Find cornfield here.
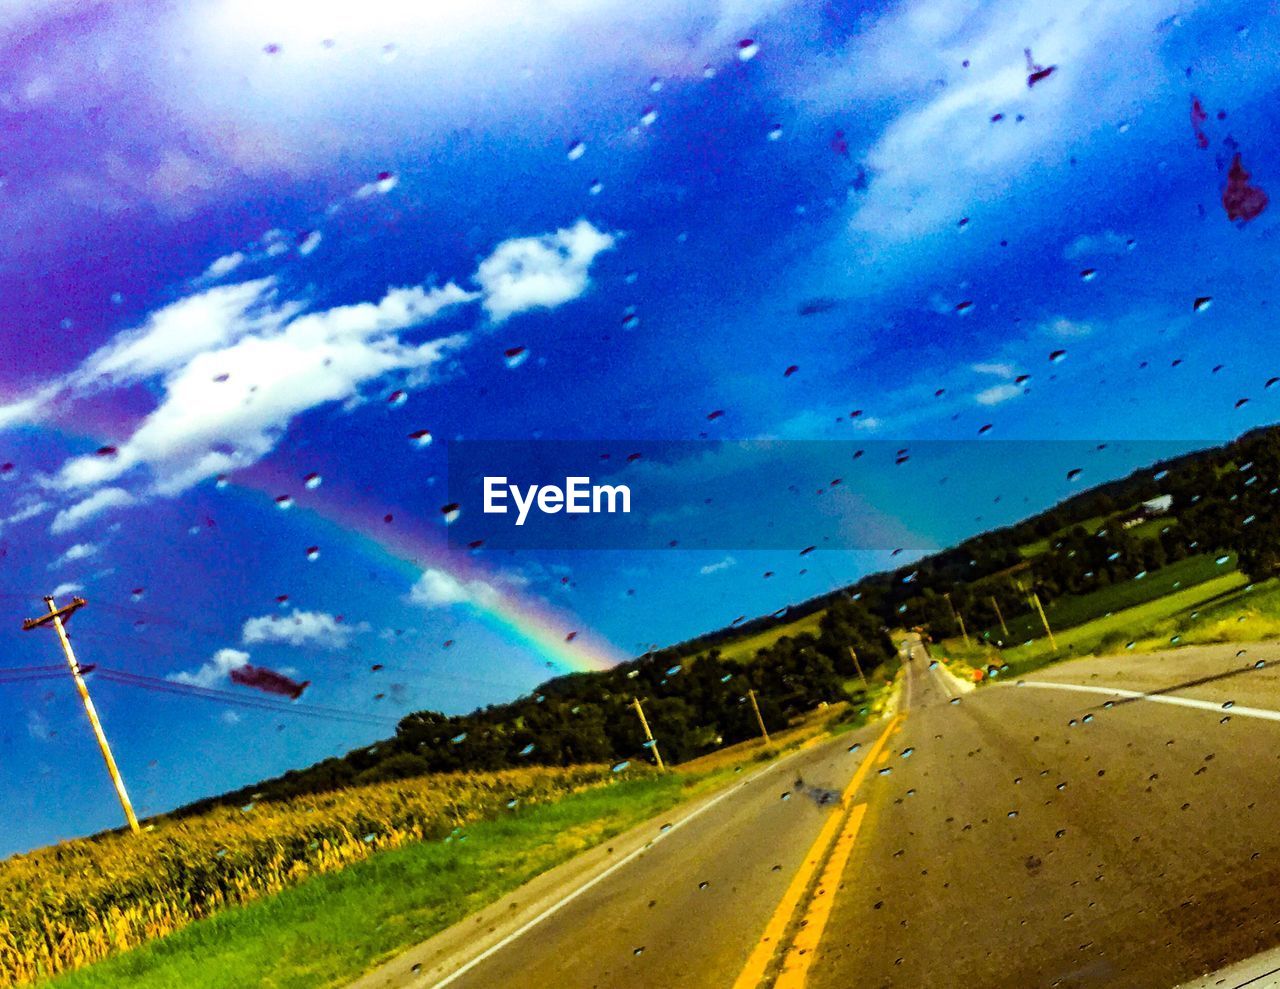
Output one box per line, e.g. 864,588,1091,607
0,764,619,986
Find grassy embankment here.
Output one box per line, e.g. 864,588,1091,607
935,554,1261,678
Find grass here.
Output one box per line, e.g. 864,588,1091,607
708,610,826,663
41,772,714,989
984,553,1238,645
1017,513,1107,558
937,569,1250,679
1015,510,1175,559
1124,577,1280,651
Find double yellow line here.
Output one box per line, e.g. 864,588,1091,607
731,713,903,989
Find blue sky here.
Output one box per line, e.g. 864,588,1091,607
0,0,1278,854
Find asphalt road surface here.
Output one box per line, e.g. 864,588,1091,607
369,638,1280,989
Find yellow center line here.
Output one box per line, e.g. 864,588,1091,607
773,802,869,989
729,714,902,989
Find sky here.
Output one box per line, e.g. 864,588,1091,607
1,0,1279,854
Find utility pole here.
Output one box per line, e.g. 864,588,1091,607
631,696,665,771
847,646,867,688
990,595,1011,640
746,688,771,745
22,596,140,834
943,592,971,649
1029,590,1057,652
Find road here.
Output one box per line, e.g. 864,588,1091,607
359,639,1280,989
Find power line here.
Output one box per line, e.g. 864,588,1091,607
95,668,400,728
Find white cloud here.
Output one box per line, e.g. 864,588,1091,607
1041,316,1092,338
3,499,49,527
4,220,610,500
818,0,1190,243
54,282,474,493
50,487,136,533
1063,230,1132,260
51,542,97,567
355,174,398,198
297,231,322,256
700,556,736,575
975,382,1023,406
0,385,59,430
82,279,286,384
169,647,250,688
242,609,358,649
220,709,242,725
27,709,51,742
205,251,246,279
50,581,82,597
409,568,501,609
475,219,615,322
972,362,1016,378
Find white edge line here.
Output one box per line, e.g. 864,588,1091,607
1019,680,1280,722
421,738,827,989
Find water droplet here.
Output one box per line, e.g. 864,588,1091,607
305,546,320,561
612,761,631,773
304,472,322,490
767,124,783,141
738,39,759,61
567,140,586,161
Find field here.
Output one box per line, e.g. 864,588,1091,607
984,553,1238,645
939,569,1253,678
709,610,825,663
0,765,624,987
40,773,704,989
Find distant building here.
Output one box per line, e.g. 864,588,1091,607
1119,494,1173,529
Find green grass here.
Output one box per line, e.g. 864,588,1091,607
950,569,1250,678
1015,511,1175,559
1017,513,1107,558
709,610,826,663
984,553,1238,644
1125,577,1280,650
42,773,710,989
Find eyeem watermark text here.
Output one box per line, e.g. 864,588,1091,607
483,476,631,526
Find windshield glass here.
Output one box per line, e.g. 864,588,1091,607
1,3,1278,988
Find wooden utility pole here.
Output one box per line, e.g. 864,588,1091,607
847,646,867,688
990,596,1011,640
1029,591,1057,652
746,688,771,745
631,696,665,771
22,596,140,834
944,592,971,649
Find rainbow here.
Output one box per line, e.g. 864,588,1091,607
16,415,625,678
232,472,624,676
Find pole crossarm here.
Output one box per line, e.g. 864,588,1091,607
22,596,87,632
